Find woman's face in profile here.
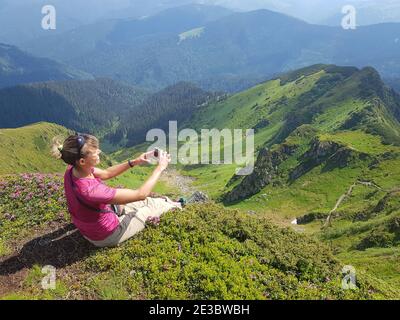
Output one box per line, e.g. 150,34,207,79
86,148,101,166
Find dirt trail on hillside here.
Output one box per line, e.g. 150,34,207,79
160,168,196,197
323,180,386,227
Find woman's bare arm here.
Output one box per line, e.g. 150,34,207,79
110,167,163,204
109,151,171,205
94,152,152,180
93,161,134,180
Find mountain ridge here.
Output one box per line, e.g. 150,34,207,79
19,6,400,91
0,78,150,139
0,43,92,89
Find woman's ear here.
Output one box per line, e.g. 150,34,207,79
78,158,86,166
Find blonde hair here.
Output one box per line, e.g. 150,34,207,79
51,133,99,166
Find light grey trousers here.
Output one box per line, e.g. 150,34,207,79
86,197,181,247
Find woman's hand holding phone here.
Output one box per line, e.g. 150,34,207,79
156,150,171,172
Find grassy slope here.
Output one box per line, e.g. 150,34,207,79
0,146,397,300
175,65,400,294
0,173,392,299
0,122,71,175
177,69,327,197
225,130,400,294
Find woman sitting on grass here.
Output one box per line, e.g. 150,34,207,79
51,133,182,248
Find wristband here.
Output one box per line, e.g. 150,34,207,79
128,160,135,168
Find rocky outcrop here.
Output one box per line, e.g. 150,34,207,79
289,137,373,181
289,138,341,181
223,132,378,204
223,143,297,203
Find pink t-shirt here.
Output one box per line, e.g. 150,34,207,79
64,165,119,241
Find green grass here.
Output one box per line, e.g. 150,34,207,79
194,127,400,291
180,163,239,199
319,130,400,155
179,27,205,43
337,248,400,290
0,122,72,175
313,100,366,131
80,203,388,299
1,265,70,300
188,71,325,139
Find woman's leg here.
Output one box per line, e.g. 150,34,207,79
114,197,182,245
88,197,182,247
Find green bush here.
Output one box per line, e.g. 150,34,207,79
84,203,375,299
0,173,69,246
357,230,394,250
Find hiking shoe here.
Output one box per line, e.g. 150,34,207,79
178,197,187,207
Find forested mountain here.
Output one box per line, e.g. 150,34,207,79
105,82,218,147
0,78,150,137
0,77,215,148
0,43,92,89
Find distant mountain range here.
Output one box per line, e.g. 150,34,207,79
21,4,233,67
321,0,400,26
20,5,400,92
1,0,399,48
0,43,92,88
207,0,400,26
0,0,143,45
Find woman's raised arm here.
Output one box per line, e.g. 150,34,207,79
94,151,154,180
110,151,171,204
